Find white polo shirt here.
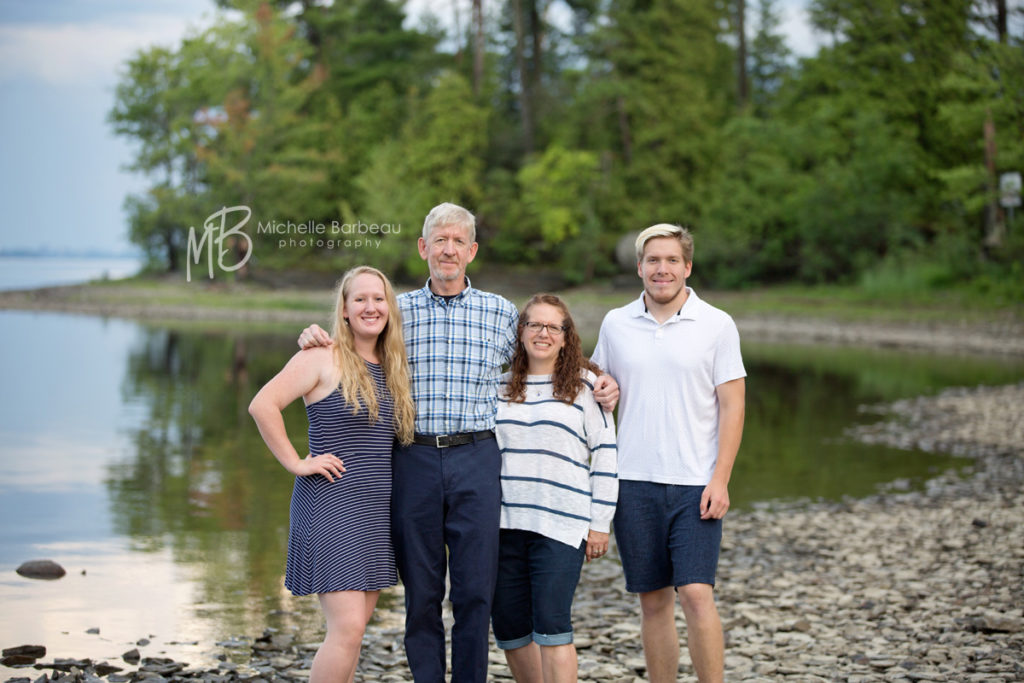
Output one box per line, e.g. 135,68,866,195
591,288,746,486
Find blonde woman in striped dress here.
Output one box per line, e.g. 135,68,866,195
249,266,415,683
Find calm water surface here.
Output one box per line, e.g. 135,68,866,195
1,310,1021,673
0,256,142,292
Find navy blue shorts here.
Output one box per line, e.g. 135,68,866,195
491,529,585,649
613,481,722,593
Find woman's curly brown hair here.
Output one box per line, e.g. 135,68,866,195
505,293,602,404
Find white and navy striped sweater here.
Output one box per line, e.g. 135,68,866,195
495,370,618,548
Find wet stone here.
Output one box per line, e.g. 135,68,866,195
15,561,66,581
1,657,36,668
91,664,121,677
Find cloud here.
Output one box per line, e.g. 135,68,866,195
0,13,213,87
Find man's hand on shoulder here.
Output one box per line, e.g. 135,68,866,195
593,374,619,412
298,323,333,349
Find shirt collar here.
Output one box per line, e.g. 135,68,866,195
423,276,473,304
629,287,699,322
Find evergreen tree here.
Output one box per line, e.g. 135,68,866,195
601,0,735,225
749,0,791,117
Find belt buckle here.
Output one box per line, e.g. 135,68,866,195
435,434,450,448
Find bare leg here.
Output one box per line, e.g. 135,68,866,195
504,642,543,683
539,644,577,683
311,590,380,683
677,583,723,683
639,587,679,683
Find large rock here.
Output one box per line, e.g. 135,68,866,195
15,560,66,580
2,646,46,658
615,231,641,271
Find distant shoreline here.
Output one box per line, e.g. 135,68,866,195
2,277,1022,357
0,256,144,295
0,252,141,259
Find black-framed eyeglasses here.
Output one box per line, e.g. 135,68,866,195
522,322,566,336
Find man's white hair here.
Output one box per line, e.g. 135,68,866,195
423,203,476,242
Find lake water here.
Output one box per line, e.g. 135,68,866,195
1,309,1022,674
0,256,143,292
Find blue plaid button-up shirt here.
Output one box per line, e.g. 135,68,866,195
398,278,519,435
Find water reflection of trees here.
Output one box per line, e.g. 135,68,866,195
106,326,314,633
727,344,1012,507
103,327,1022,634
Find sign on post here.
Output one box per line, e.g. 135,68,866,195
1000,172,1021,208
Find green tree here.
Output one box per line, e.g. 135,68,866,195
699,115,806,286
302,0,444,214
109,39,229,270
599,0,735,224
932,33,1024,300
517,145,606,282
197,4,341,271
749,0,791,117
356,72,490,277
753,0,978,282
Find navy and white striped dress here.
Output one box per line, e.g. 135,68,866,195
285,361,398,595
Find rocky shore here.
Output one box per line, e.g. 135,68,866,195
6,383,1021,681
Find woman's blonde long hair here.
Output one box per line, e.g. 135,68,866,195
330,266,416,445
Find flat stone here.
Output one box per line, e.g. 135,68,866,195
15,560,66,580
976,614,1022,633
93,663,123,676
43,659,92,672
3,646,46,659
2,655,38,667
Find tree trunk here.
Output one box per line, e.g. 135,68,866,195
513,0,534,153
473,0,484,97
737,0,749,109
996,0,1007,43
529,0,543,96
452,0,464,66
984,109,1005,248
165,230,178,273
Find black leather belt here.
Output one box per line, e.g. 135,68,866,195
412,430,495,448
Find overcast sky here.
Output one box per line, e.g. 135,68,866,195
0,0,821,254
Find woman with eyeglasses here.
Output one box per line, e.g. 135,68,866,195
491,293,618,683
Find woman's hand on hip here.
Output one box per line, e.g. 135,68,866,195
292,453,346,481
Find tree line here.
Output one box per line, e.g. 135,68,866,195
110,0,1024,294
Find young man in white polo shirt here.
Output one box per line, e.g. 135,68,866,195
591,223,745,683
